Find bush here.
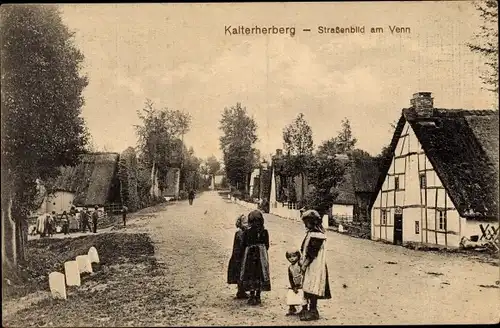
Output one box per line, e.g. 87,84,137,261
242,194,253,202
231,190,242,199
258,199,270,213
118,147,140,212
303,156,346,215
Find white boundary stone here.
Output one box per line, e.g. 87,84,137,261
88,246,100,264
76,255,93,274
49,272,67,299
64,260,81,286
322,215,329,228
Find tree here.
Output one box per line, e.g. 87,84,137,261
468,0,499,101
335,118,357,153
206,155,221,176
219,103,258,192
303,155,346,216
282,113,314,203
135,100,191,194
348,149,372,160
316,138,338,157
283,113,314,156
1,5,89,267
317,118,357,156
118,147,140,212
180,146,202,191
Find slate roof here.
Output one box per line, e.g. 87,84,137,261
377,108,499,220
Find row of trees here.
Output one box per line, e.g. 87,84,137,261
134,100,211,200
280,113,375,215
216,101,378,214
219,103,259,192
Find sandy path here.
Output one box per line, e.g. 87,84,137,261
134,191,500,325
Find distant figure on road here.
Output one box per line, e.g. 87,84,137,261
91,205,99,233
227,213,250,299
188,189,195,205
298,210,331,321
240,210,270,305
122,205,128,227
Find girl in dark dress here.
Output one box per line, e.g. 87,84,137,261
240,210,271,305
299,209,331,321
227,213,249,299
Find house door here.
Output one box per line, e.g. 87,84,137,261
393,214,403,245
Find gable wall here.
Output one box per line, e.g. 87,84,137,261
372,121,461,247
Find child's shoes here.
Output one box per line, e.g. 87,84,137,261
286,306,297,316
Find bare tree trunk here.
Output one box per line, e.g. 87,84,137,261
150,161,156,197
1,184,18,267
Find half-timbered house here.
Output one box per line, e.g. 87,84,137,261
372,92,499,248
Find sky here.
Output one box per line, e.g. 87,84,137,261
59,2,496,163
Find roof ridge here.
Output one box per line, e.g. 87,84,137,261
403,108,498,116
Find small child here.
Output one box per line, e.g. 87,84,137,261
285,250,306,316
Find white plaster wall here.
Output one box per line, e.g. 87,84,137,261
461,218,499,241
214,175,224,185
394,157,405,174
403,207,421,243
269,167,277,211
248,168,260,197
332,204,353,217
45,191,75,214
395,191,405,206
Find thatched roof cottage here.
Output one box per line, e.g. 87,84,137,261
36,152,121,214
372,92,499,248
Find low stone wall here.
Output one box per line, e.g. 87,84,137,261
329,221,371,239
230,197,259,211
270,204,302,221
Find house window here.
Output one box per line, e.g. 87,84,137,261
381,210,387,225
395,176,400,190
419,173,426,189
438,210,446,230
415,221,420,234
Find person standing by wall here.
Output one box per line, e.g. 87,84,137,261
299,210,331,321
91,205,99,233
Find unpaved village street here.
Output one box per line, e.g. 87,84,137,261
129,191,499,325
3,191,499,326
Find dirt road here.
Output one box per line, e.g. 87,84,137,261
130,191,499,325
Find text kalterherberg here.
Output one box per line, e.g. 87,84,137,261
225,25,296,37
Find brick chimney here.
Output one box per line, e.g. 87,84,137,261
410,92,434,117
